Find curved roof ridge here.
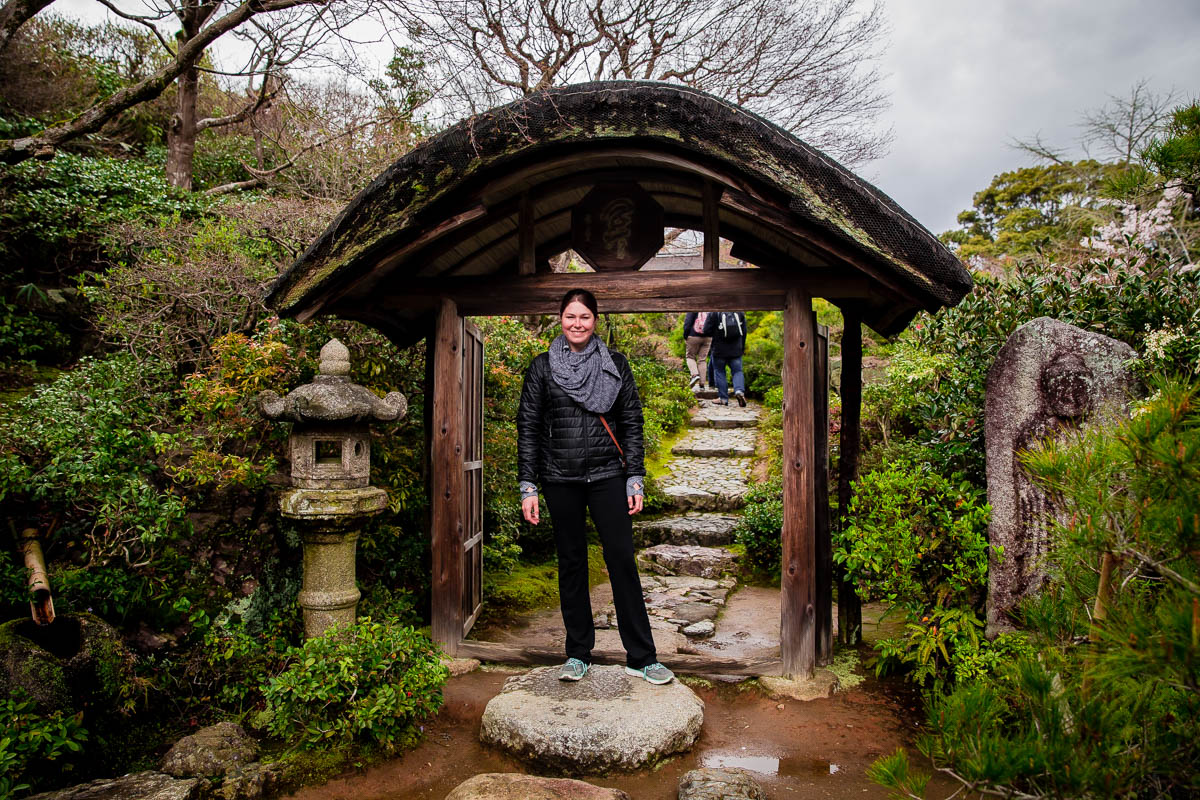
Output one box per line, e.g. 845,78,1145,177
267,80,970,330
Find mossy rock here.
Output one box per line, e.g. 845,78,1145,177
0,617,72,713
0,613,139,715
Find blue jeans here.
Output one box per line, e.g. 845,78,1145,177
711,355,744,401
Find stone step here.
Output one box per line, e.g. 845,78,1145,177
689,410,758,429
661,484,748,512
671,427,757,458
638,543,739,579
659,456,751,512
633,513,741,547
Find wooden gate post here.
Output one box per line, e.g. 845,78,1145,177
431,299,465,654
814,327,833,664
781,289,817,679
837,311,864,646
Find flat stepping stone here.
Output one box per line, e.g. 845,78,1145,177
633,513,740,547
682,620,716,638
639,544,738,579
27,772,202,800
672,428,757,457
679,768,767,800
446,773,630,799
480,665,704,773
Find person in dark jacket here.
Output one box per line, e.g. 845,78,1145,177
517,288,673,685
702,310,748,406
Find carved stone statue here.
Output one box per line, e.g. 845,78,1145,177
985,318,1136,633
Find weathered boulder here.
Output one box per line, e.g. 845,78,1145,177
985,317,1136,632
480,665,704,773
0,613,137,715
678,768,767,800
27,772,201,800
639,544,737,579
217,762,278,800
682,620,715,638
444,773,630,800
758,670,840,701
161,722,259,779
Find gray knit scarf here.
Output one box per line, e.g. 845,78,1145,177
547,334,622,413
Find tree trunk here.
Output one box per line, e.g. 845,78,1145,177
166,62,199,190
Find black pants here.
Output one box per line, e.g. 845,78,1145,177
542,477,658,669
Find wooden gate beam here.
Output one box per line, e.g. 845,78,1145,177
378,270,868,316
430,299,465,655
781,288,817,679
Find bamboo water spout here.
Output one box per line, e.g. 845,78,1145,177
19,528,55,626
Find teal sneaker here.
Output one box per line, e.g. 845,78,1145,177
559,658,589,681
626,662,674,685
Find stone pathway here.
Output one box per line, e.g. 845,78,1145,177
479,394,772,663
623,395,764,645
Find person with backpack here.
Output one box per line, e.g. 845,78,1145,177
702,310,748,407
681,311,712,393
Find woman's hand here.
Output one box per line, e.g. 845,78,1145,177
522,495,540,525
627,494,643,516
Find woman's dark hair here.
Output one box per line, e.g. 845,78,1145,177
559,288,599,316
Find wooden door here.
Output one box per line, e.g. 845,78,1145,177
461,321,484,637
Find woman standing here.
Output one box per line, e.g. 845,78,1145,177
517,289,674,685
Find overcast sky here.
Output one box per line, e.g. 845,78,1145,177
872,0,1200,235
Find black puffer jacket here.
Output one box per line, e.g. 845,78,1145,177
517,350,645,485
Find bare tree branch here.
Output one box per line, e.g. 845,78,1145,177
0,0,56,53
401,0,891,164
0,0,328,165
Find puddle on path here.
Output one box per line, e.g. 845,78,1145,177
284,665,959,800
698,751,840,777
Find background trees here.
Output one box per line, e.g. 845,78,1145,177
402,0,892,165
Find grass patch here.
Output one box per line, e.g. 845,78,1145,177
644,422,691,480
478,544,608,626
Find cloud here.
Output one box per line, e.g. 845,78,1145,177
870,0,1200,236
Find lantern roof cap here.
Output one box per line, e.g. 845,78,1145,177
258,339,407,424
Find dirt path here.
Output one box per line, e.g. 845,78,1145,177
283,664,958,800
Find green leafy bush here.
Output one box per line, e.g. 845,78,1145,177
834,456,992,613
865,260,1200,483
261,619,447,752
742,311,783,395
0,354,186,564
0,690,88,798
733,480,783,575
875,380,1200,798
0,153,207,274
629,355,694,457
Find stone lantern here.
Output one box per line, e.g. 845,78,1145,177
258,339,407,638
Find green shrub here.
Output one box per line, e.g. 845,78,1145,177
875,379,1200,798
629,355,694,458
733,480,783,575
834,456,992,613
0,153,207,273
742,311,783,395
0,354,186,565
865,259,1200,484
261,619,447,752
0,690,88,798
